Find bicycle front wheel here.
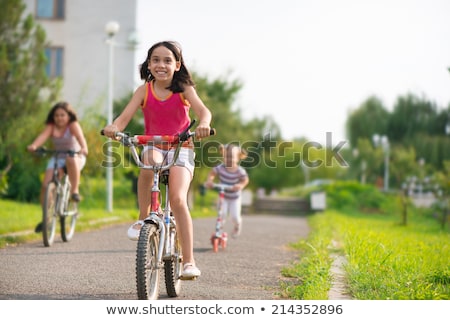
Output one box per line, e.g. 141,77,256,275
61,199,77,242
136,223,161,300
42,182,58,247
164,225,182,297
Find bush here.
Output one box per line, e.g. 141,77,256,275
324,181,389,212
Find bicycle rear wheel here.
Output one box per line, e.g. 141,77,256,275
164,225,182,297
42,182,58,247
136,223,161,300
61,200,77,242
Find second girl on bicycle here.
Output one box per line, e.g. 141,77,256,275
27,101,88,232
102,41,212,279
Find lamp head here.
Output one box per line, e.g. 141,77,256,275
105,21,120,37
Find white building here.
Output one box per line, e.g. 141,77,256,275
23,0,142,117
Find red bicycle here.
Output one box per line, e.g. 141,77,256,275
102,120,215,299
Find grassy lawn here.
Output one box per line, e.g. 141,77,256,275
280,208,449,300
0,176,217,248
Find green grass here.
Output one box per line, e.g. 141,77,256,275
278,213,334,299
280,208,449,300
0,176,217,248
339,211,449,299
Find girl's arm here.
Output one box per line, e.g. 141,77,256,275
232,174,249,192
70,121,89,156
27,125,52,151
205,169,217,188
183,85,212,139
102,84,145,138
238,175,250,190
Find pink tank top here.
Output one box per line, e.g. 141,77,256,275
141,81,191,135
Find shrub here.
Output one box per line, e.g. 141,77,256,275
324,181,389,212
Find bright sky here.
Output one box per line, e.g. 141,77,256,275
136,0,450,144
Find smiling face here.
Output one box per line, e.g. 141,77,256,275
147,45,181,83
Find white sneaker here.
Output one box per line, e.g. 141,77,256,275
180,263,201,280
127,220,144,241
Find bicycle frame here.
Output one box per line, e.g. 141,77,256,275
52,158,68,216
46,150,77,214
118,131,188,264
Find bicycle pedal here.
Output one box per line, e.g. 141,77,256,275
179,275,198,281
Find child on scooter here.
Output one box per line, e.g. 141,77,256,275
205,143,249,238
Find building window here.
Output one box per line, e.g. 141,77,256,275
45,47,64,78
36,0,65,19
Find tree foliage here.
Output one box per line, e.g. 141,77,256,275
346,96,389,147
346,92,449,190
0,0,60,200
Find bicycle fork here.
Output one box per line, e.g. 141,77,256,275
146,171,177,267
53,181,67,217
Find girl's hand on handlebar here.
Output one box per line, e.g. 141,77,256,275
231,184,242,192
27,145,37,152
195,122,211,140
79,147,88,156
102,124,120,140
204,181,214,189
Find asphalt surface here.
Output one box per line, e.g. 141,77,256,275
0,213,310,300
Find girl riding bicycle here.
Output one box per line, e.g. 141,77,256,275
205,143,249,238
27,101,88,232
102,41,212,279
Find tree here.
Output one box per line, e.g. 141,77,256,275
389,94,449,170
388,93,439,143
0,0,60,199
346,96,389,147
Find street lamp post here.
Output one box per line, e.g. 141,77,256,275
352,148,367,184
105,21,120,212
373,134,390,192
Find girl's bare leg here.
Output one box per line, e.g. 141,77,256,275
169,166,196,266
65,156,81,195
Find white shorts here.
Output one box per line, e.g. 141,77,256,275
142,146,195,176
47,155,86,170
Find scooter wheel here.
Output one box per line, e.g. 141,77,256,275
212,237,219,253
221,237,227,249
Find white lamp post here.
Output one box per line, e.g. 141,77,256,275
105,21,120,212
373,134,390,192
352,148,367,184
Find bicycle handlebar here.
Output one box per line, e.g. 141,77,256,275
205,183,235,193
101,119,216,171
100,120,215,143
34,147,79,157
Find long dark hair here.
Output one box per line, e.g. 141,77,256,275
45,101,78,124
139,41,195,93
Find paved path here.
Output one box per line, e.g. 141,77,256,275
0,214,309,300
